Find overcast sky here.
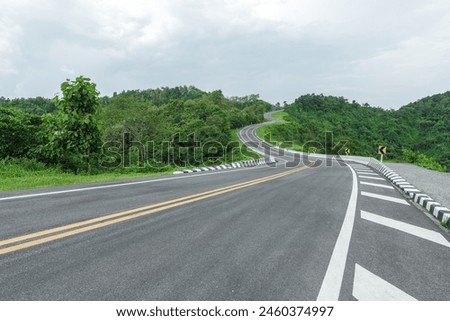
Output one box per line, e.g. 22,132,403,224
1,0,450,109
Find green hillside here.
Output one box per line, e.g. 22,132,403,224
265,93,449,171
1,78,449,193
0,82,268,190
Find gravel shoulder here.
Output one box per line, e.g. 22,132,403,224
386,163,450,209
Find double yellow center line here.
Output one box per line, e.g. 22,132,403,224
0,165,311,256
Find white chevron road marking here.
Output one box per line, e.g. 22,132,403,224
361,211,450,248
356,172,378,176
358,176,385,181
361,192,410,205
360,182,394,189
353,264,417,301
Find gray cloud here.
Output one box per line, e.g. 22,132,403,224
1,0,450,109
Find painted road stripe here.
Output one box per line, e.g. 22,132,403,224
360,182,394,190
361,191,410,205
358,176,385,181
361,211,450,248
317,165,358,301
0,166,311,256
353,264,417,301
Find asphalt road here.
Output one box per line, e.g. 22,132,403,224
0,114,449,300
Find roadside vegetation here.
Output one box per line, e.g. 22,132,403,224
258,94,449,172
0,77,271,191
1,76,448,192
272,111,289,121
0,158,177,191
256,114,305,152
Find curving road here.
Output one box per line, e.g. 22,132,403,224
0,113,449,301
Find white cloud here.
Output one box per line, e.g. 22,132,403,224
63,0,181,50
1,0,450,107
60,65,75,75
0,18,21,75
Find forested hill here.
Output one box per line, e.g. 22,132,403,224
0,85,271,172
0,96,56,115
396,92,450,168
1,84,448,172
284,92,450,171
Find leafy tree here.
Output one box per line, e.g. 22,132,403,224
39,76,101,172
0,107,41,158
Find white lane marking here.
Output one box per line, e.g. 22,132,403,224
359,176,385,181
355,170,375,174
361,192,410,205
0,167,262,202
360,182,394,190
356,172,378,176
317,165,358,301
353,264,417,301
361,211,450,248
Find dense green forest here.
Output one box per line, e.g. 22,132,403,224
1,76,449,191
0,79,269,179
263,93,449,171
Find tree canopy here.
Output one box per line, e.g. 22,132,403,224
1,80,448,172
1,81,268,172
281,93,449,170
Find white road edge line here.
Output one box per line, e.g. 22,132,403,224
360,182,394,189
361,191,410,205
353,264,417,301
361,211,450,248
317,164,358,301
0,166,263,202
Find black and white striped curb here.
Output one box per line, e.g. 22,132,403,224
172,158,276,175
367,158,450,226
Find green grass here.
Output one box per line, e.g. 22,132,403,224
0,130,262,192
0,158,178,192
257,110,304,151
270,111,289,121
256,124,304,152
0,171,177,192
227,129,261,161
